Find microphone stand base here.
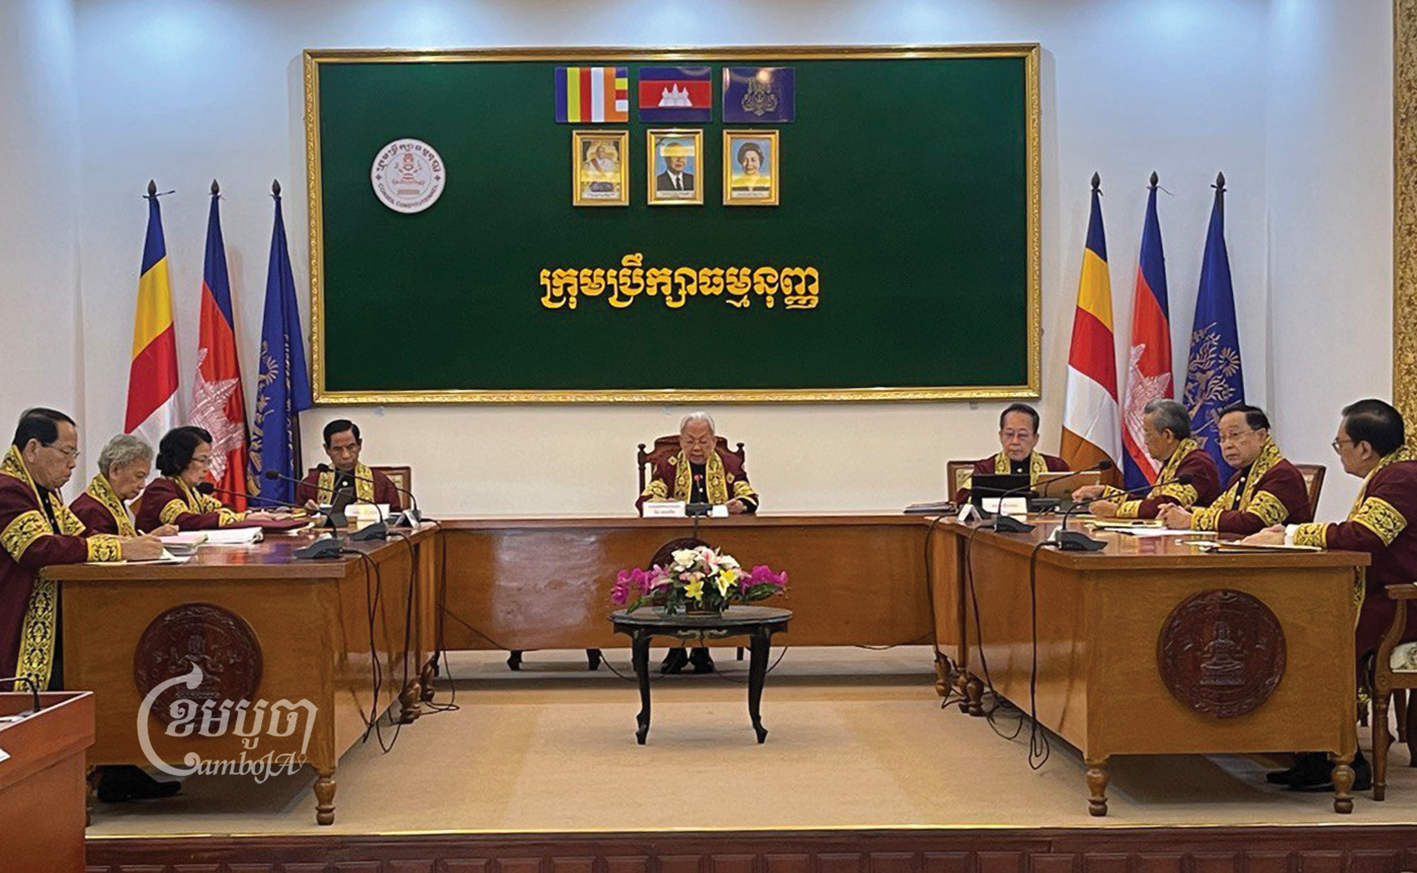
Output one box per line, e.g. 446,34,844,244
349,522,388,542
1055,529,1108,551
985,515,1035,533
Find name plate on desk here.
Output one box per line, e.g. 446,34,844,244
981,497,1028,517
644,501,687,518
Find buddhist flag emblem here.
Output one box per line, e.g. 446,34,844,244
555,67,629,123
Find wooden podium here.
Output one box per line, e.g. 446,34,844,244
0,691,94,873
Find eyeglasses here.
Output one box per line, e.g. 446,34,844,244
44,444,80,461
1216,430,1256,445
1331,439,1355,454
1001,430,1036,441
191,455,212,465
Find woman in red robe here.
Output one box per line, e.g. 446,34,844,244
134,426,282,531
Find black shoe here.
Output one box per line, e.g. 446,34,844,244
689,647,715,674
1289,750,1372,792
95,765,182,803
661,648,688,674
1266,752,1327,785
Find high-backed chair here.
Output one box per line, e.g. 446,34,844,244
945,460,977,504
637,435,746,514
1294,463,1327,516
1371,584,1417,800
372,465,412,501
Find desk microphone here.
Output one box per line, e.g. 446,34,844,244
1055,472,1195,551
257,471,350,528
315,463,422,525
312,465,387,541
981,460,1114,534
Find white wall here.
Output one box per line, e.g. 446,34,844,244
0,0,82,423
1266,0,1393,517
61,0,1284,515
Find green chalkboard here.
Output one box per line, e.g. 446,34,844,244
305,46,1039,402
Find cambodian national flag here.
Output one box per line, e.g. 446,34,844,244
1182,173,1245,482
638,66,712,122
191,183,250,509
1121,175,1174,491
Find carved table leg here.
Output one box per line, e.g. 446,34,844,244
747,628,771,743
1330,751,1356,814
1374,681,1392,801
314,768,337,826
419,658,437,703
1085,757,1109,817
952,670,970,712
507,650,523,671
965,672,985,717
631,631,652,744
586,648,603,671
933,652,954,697
398,680,421,723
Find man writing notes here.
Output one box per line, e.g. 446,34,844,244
1,409,161,692
1242,399,1417,790
639,413,759,674
1073,398,1221,518
1157,404,1313,534
296,419,403,512
953,403,1069,504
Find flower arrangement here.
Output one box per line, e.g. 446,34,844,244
612,545,788,615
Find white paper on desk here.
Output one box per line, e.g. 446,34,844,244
1113,527,1193,538
0,746,9,764
643,501,686,518
980,497,1028,517
202,528,264,546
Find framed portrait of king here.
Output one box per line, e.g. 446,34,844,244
572,130,629,206
646,129,703,206
723,130,779,206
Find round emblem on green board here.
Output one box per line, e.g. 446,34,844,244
371,138,446,214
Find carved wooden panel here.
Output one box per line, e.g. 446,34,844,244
1157,589,1286,718
132,602,263,724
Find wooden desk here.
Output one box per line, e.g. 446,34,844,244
0,691,93,873
439,515,959,659
43,526,439,825
947,520,1367,815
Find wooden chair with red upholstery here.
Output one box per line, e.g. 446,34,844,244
946,460,976,505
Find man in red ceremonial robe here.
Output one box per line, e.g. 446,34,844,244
296,419,403,512
1244,399,1417,791
0,410,160,690
1074,398,1221,518
70,434,178,537
953,403,1069,504
1158,404,1312,534
638,413,759,674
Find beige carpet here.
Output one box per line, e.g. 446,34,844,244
87,647,1417,838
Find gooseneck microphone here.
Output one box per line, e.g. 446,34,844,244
315,463,421,524
1054,472,1195,552
981,460,1115,534
312,464,387,541
258,470,351,529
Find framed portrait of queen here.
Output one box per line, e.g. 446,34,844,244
723,130,778,206
572,130,629,206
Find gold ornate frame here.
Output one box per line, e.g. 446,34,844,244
723,129,780,207
646,128,705,206
1395,3,1417,424
572,130,629,207
303,45,1042,404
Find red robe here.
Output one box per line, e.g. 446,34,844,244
295,463,402,512
0,447,120,689
1188,439,1313,535
1109,438,1222,519
69,474,138,537
953,450,1069,504
637,447,758,515
1292,447,1417,667
134,475,242,532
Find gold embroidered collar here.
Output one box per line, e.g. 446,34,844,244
672,450,729,505
86,474,136,537
1231,437,1283,511
992,451,1047,481
1350,445,1417,518
1158,437,1201,482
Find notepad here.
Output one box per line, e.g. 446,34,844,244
201,528,264,546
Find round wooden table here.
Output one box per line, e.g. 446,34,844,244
609,605,793,745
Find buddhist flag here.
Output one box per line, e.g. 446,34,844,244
1060,174,1121,479
125,182,180,446
250,180,312,506
1121,174,1174,491
555,67,629,123
191,182,250,510
1182,173,1245,482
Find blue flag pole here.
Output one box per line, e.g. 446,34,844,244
250,179,314,505
1182,172,1244,482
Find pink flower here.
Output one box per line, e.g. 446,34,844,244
611,572,632,605
747,565,788,588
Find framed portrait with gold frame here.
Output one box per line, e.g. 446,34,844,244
572,130,629,206
723,130,779,206
646,129,703,206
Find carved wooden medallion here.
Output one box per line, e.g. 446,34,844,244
1157,589,1285,719
133,603,263,724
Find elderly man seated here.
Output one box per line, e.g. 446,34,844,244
1073,398,1221,518
953,403,1069,504
638,413,759,674
70,434,178,537
1157,404,1312,534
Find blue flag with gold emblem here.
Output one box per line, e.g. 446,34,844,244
1182,174,1244,482
723,67,795,123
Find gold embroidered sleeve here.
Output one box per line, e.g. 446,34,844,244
732,480,757,500
1,510,50,561
1154,482,1200,508
199,493,225,513
1115,500,1142,519
55,501,87,536
642,480,668,500
86,534,122,562
217,509,244,527
1351,496,1407,546
159,499,189,526
1100,486,1127,501
1190,503,1223,531
1248,490,1290,527
1292,522,1330,548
